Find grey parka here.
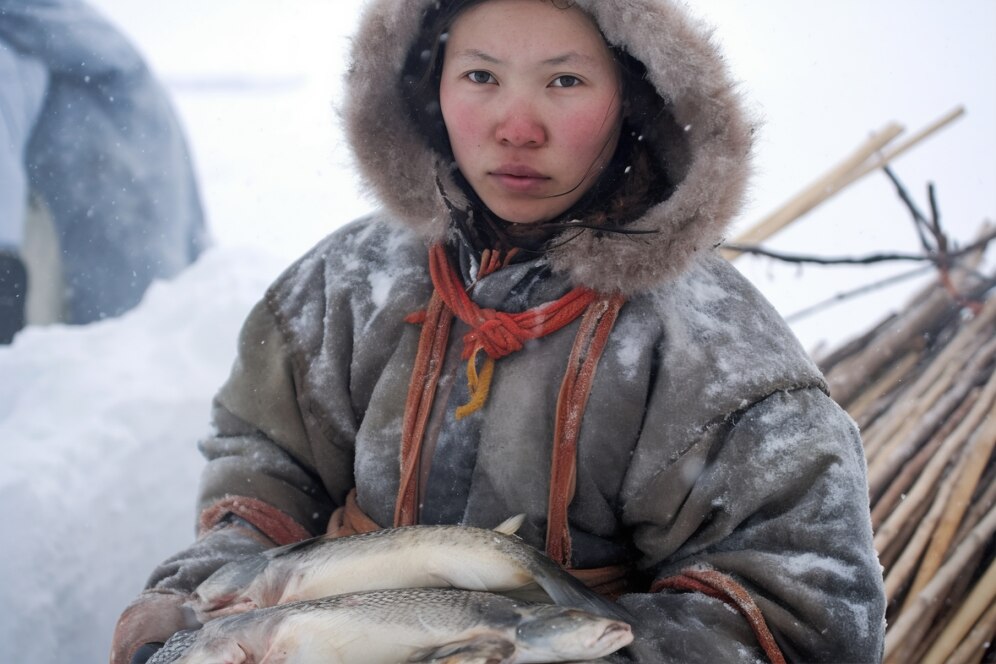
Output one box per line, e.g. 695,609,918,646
138,1,886,662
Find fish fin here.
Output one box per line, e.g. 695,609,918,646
189,553,269,620
266,534,324,559
499,584,553,604
411,637,516,663
492,514,525,536
531,562,636,625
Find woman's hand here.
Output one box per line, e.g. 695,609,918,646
109,590,199,664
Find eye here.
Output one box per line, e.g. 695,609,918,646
466,70,497,85
550,75,581,88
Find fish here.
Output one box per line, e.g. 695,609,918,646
150,588,633,663
188,515,632,625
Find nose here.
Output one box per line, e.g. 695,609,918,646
495,103,546,148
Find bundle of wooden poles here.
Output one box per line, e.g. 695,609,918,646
724,106,995,662
819,261,995,664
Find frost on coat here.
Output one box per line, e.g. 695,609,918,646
141,216,888,662
137,0,886,660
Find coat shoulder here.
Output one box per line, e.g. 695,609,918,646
262,213,431,354
628,251,826,414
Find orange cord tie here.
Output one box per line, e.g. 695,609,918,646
454,346,496,419
396,244,628,530
426,243,597,418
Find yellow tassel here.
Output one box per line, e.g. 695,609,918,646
455,349,495,420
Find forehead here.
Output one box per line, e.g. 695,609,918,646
446,0,614,65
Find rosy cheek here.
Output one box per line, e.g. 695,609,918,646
441,87,481,130
560,107,618,153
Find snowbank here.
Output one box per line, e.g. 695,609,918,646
0,247,283,663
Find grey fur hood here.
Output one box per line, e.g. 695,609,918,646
344,0,753,295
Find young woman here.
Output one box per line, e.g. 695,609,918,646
112,1,886,662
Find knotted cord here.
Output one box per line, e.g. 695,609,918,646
427,243,597,418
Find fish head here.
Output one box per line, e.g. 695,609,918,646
145,629,199,664
187,555,269,621
148,629,250,664
514,605,633,661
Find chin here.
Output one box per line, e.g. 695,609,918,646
486,203,560,226
501,215,547,226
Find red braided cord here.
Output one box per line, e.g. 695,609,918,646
429,244,597,360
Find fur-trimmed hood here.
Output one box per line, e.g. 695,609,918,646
344,0,753,295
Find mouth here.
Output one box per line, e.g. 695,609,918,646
489,165,550,193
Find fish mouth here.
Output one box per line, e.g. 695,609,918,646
586,621,633,651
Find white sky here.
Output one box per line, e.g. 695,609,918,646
87,0,996,350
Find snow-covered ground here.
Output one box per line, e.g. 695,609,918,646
0,248,284,663
1,2,993,662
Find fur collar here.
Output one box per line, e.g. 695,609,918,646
343,0,752,295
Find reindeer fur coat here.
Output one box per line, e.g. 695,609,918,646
129,2,886,662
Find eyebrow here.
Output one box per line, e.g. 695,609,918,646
450,49,501,65
542,52,596,67
450,49,596,67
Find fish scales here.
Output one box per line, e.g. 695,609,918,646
150,588,633,664
190,520,632,625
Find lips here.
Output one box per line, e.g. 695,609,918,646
492,164,546,178
490,164,550,193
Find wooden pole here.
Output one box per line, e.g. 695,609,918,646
847,106,966,183
826,286,955,411
900,372,996,612
921,558,996,664
883,503,996,661
723,106,966,262
945,599,996,664
828,250,988,411
878,484,937,573
883,475,954,602
952,465,996,549
870,389,980,528
865,356,965,484
865,302,996,494
722,123,904,259
847,350,919,428
872,369,995,556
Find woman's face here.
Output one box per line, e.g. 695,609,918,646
439,0,623,225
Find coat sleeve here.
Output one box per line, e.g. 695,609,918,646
196,293,355,543
140,289,356,596
613,387,886,663
110,518,275,663
113,295,330,593
122,217,410,604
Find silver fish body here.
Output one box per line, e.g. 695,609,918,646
151,588,633,664
189,519,630,624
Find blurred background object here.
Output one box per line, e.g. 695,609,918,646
0,0,207,343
